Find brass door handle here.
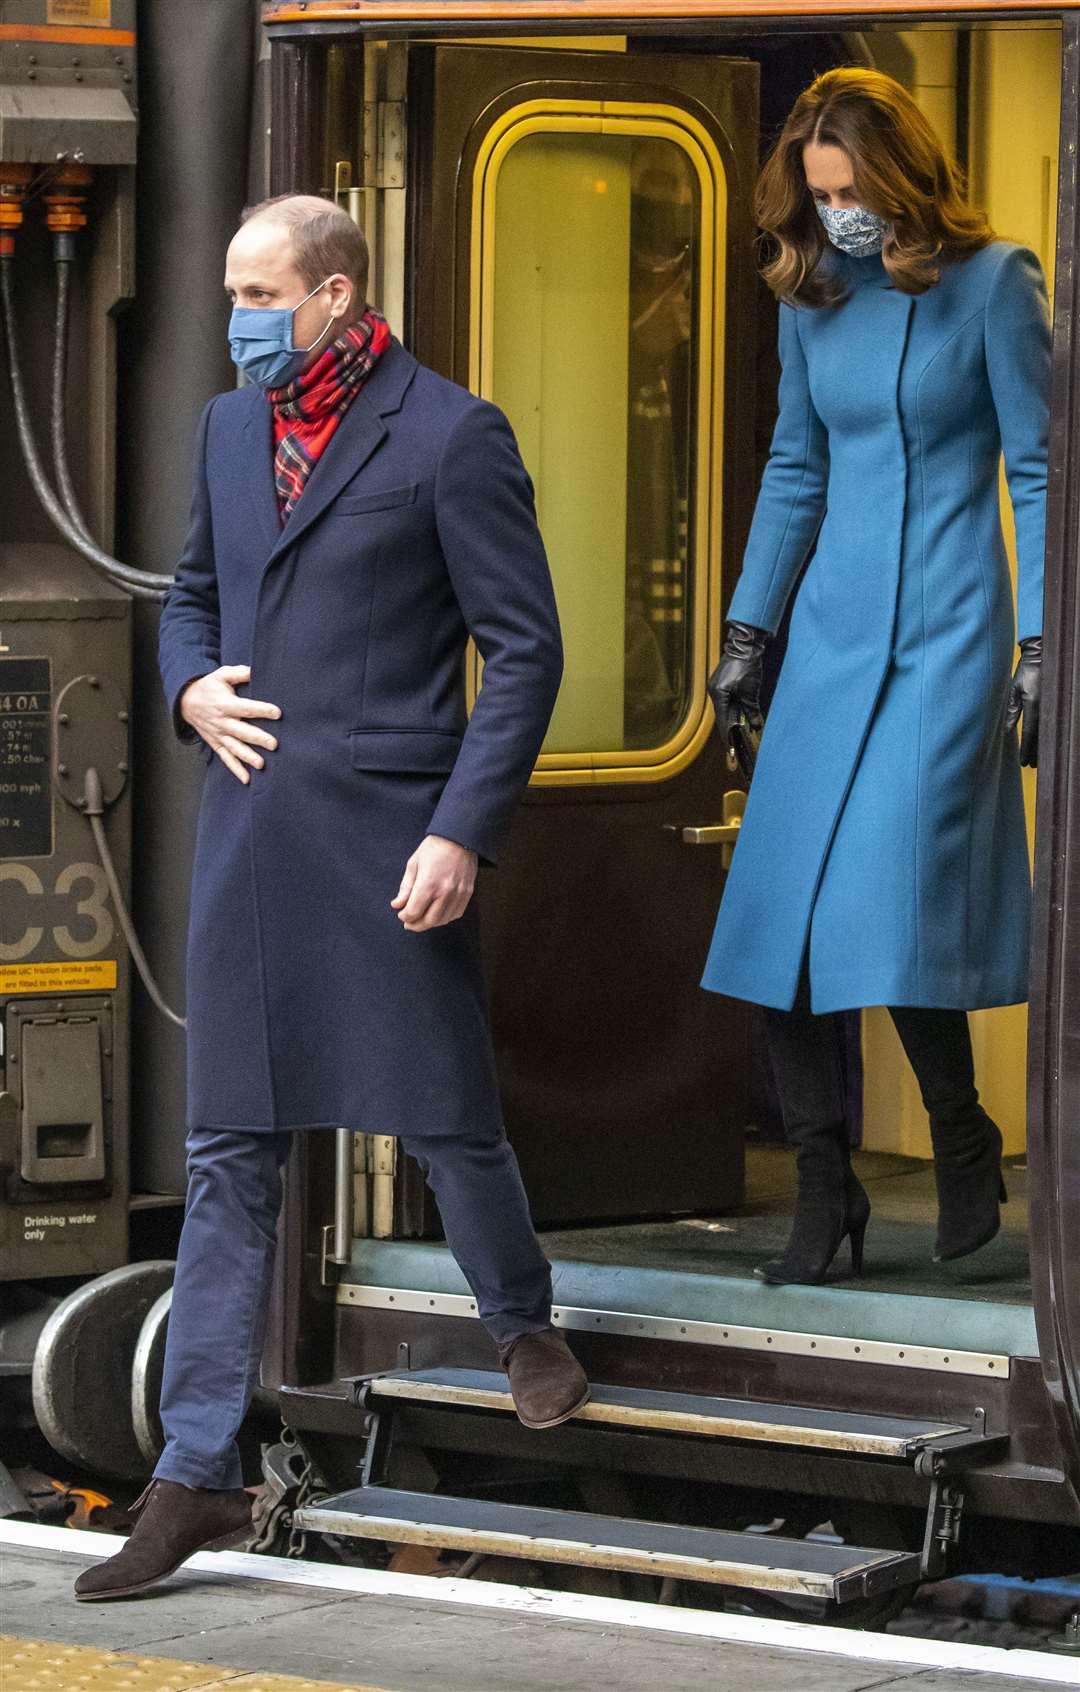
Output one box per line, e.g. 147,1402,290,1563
680,822,740,845
671,791,746,867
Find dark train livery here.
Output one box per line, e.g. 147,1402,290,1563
3,0,1080,1623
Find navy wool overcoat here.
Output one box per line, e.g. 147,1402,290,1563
159,338,563,1135
702,240,1051,1013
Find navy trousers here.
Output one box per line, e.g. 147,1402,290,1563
154,1126,553,1489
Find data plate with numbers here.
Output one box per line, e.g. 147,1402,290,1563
0,658,53,860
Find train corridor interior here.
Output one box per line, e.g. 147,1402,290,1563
338,19,1056,1370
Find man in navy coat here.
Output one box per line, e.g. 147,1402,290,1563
76,194,588,1601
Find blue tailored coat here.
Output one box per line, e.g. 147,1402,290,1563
702,241,1051,1012
159,338,563,1135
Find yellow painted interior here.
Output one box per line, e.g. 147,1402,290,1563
490,128,632,750
860,24,1060,1159
469,98,726,784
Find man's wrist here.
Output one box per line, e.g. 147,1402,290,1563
174,673,212,739
424,832,478,860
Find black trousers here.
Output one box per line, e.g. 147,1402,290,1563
763,973,978,1145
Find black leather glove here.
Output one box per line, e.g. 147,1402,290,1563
708,621,767,740
1005,635,1041,769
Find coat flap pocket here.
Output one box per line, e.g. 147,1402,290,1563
349,728,462,774
337,482,419,515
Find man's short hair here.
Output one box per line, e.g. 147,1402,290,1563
240,193,369,310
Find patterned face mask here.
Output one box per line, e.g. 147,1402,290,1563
815,200,887,256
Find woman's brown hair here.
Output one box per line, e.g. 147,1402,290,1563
757,67,994,307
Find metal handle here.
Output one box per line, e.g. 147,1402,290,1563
331,1128,353,1265
680,822,741,846
672,790,746,867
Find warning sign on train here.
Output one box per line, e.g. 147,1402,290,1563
0,959,117,994
46,1,113,25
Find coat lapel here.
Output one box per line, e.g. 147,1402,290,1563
264,392,389,567
240,388,282,560
252,337,419,573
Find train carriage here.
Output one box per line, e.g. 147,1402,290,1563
239,0,1080,1615
3,0,1080,1627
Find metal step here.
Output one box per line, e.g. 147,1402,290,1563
364,1369,970,1458
295,1485,922,1600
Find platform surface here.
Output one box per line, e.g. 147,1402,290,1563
0,1524,1070,1692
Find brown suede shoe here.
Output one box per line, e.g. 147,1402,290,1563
498,1327,590,1429
73,1478,251,1601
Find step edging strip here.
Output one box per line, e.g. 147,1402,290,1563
336,1284,1012,1377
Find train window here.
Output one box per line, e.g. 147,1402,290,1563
468,104,726,785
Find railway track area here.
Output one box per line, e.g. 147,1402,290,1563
890,1574,1080,1653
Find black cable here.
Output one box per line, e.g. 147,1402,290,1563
51,259,95,547
0,258,171,599
83,768,187,1030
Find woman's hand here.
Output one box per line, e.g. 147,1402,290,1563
707,621,768,740
1005,636,1041,768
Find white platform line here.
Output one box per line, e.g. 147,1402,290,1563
1,1518,1076,1686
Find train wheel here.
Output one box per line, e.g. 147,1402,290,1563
31,1261,176,1482
131,1287,173,1467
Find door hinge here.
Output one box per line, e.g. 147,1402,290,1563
363,100,405,190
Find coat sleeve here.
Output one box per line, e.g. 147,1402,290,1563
726,302,830,635
157,396,222,747
427,398,563,866
984,243,1052,642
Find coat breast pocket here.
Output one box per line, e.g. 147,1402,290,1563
337,482,419,516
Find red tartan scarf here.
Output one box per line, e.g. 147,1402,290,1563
268,307,392,522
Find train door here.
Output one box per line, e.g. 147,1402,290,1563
400,46,760,1228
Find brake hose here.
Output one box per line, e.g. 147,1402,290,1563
51,258,97,551
0,258,171,599
82,768,186,1030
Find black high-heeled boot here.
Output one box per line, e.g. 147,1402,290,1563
886,1009,1005,1264
929,1097,1007,1262
758,998,870,1285
755,1130,871,1286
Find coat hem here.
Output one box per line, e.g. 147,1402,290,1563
701,969,1029,1013
187,1115,504,1138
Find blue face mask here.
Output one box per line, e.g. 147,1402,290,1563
815,201,887,257
227,277,336,390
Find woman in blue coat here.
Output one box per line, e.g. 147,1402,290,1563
704,68,1050,1284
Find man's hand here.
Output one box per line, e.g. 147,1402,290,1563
392,835,478,932
180,665,281,784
